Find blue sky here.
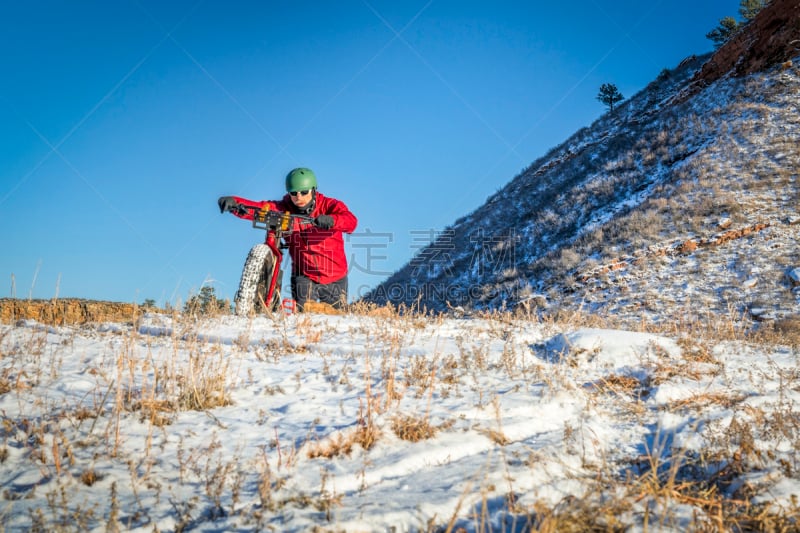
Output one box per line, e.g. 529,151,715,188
1,0,740,306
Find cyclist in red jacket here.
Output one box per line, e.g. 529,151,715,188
218,167,358,311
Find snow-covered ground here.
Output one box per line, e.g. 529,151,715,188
1,310,798,531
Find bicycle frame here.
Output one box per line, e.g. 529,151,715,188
246,207,313,311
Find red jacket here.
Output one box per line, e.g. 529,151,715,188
231,192,357,284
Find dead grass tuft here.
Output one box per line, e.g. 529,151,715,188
766,316,800,347
651,360,712,384
177,375,232,411
0,367,31,395
392,414,438,442
79,468,100,486
132,398,175,426
593,373,651,400
675,336,719,364
306,432,355,459
665,392,748,412
479,427,510,446
306,423,381,459
525,493,631,532
348,300,398,318
352,422,381,451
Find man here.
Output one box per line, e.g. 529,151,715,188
218,167,357,311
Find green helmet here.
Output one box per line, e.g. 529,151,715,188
285,167,318,192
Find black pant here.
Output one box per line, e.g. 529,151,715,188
291,274,348,311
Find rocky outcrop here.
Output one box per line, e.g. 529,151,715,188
694,0,800,86
576,221,774,284
0,298,142,325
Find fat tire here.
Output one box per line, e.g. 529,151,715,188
234,244,280,317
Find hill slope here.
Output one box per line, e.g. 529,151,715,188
364,0,800,325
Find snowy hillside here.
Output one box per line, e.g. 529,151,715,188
363,2,800,327
1,309,798,531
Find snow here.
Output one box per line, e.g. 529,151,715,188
1,310,797,531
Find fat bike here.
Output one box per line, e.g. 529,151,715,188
232,206,313,317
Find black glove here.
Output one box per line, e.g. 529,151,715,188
218,196,239,214
313,214,334,229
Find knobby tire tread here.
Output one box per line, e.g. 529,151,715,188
234,244,279,317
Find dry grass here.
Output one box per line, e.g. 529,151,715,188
306,431,356,459
665,391,749,412
591,373,650,400
79,469,100,486
762,316,800,348
392,414,438,442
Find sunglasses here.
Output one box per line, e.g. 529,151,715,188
289,189,312,197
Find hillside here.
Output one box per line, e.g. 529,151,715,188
363,0,800,327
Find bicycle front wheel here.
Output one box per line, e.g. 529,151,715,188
234,244,280,317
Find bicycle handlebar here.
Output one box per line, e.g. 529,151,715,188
239,204,314,233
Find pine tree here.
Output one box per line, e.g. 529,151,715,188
596,83,624,113
184,286,228,316
739,0,766,21
706,1,766,49
198,286,217,310
706,16,740,49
